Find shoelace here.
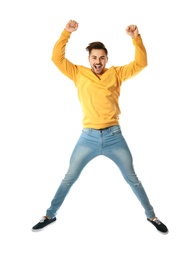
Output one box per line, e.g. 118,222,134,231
152,217,162,225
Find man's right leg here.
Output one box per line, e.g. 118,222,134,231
32,131,99,231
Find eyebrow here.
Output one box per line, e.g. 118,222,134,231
91,55,106,58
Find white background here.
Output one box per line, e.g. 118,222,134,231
0,0,189,259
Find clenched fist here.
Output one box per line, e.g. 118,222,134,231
65,20,79,33
126,25,139,39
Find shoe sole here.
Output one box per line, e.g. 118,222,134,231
31,220,56,232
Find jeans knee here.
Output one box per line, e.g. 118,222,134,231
133,180,142,187
62,171,80,186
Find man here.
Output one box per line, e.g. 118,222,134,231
32,20,168,233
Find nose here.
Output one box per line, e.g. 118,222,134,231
96,58,100,63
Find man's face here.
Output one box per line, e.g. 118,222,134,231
88,49,108,75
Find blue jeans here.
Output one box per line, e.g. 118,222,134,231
46,125,155,219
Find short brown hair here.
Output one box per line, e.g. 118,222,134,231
86,42,108,55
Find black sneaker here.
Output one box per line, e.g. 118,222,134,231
147,217,168,234
32,216,56,231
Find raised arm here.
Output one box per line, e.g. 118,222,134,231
115,24,147,81
51,20,79,81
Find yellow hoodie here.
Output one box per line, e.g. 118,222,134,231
52,29,147,129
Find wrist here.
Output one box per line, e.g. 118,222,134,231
132,34,139,39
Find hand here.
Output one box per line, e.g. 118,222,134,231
65,20,79,33
125,25,139,39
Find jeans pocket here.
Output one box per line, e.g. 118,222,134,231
110,125,121,135
82,128,92,134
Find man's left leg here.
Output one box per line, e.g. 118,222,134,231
102,126,168,233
